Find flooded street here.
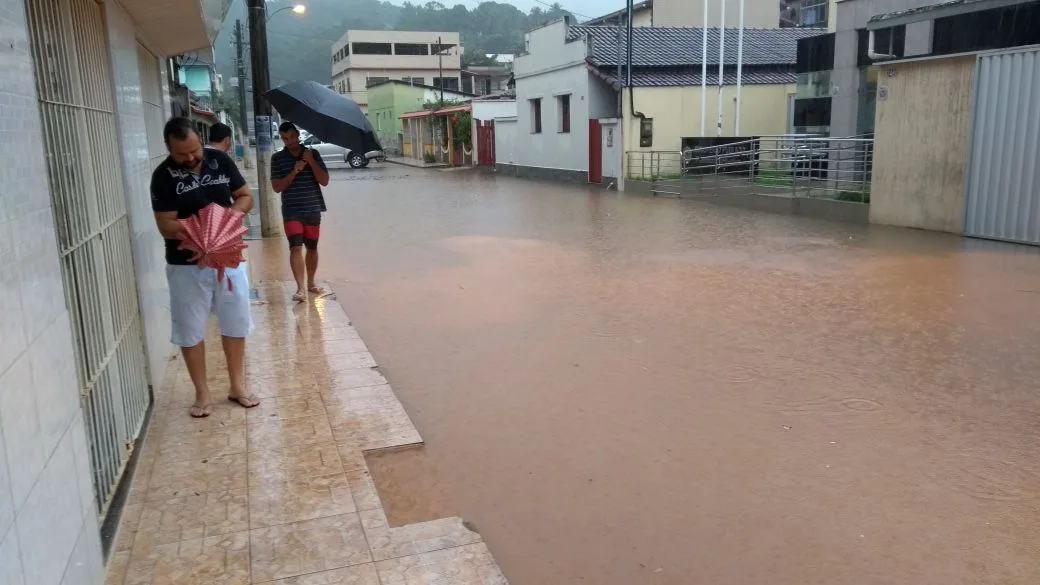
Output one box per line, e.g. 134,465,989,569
250,164,1040,585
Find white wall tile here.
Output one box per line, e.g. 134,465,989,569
0,355,46,509
0,223,26,376
0,425,13,562
0,526,25,585
69,414,97,521
13,208,66,342
15,426,86,585
59,517,104,585
29,313,81,459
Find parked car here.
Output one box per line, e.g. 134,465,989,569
301,135,382,169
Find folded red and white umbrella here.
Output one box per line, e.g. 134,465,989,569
177,203,248,290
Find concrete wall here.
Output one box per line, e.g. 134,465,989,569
622,83,796,155
495,117,519,167
870,56,976,233
1,1,106,584
331,30,461,78
655,0,780,27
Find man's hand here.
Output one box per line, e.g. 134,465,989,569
302,148,315,165
294,160,307,173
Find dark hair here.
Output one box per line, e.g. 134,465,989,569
209,122,232,143
278,121,298,134
163,117,196,143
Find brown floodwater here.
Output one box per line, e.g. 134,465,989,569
250,163,1040,585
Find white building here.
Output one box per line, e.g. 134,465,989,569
494,17,618,183
0,0,227,583
330,30,463,112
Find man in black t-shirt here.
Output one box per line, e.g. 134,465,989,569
151,117,259,418
271,121,330,302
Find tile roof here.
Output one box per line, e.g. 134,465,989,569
569,25,825,67
593,65,798,87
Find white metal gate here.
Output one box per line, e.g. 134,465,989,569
964,47,1040,245
26,0,151,520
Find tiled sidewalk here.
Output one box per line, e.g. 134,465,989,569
105,281,508,585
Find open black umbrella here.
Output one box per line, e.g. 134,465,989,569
265,80,383,155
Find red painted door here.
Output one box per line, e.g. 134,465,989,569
477,120,496,166
588,119,602,184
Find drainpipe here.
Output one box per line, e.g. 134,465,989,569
867,29,896,60
627,0,646,143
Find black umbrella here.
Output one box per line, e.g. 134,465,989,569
265,80,383,155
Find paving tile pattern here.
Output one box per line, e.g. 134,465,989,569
106,282,508,585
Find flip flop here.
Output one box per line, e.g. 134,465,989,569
292,292,306,303
228,395,261,409
190,403,211,418
308,285,327,295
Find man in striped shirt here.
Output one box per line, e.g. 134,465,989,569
271,121,330,302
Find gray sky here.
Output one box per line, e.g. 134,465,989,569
509,0,627,19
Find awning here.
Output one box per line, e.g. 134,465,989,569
119,0,230,56
400,104,472,120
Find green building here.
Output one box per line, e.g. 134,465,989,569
367,80,474,154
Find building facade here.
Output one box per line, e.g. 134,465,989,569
330,30,462,112
0,0,226,583
367,80,473,154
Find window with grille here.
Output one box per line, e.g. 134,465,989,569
26,0,151,521
557,94,571,133
530,98,542,133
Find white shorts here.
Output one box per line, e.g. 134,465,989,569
166,263,254,347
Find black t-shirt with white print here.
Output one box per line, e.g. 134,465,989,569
150,148,247,265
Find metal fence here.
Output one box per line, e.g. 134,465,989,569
28,0,151,521
627,135,874,203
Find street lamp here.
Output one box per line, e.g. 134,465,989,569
267,3,306,22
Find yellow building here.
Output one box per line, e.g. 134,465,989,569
571,25,822,180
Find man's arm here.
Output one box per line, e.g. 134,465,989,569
304,149,330,187
151,169,182,239
154,211,183,239
230,185,253,214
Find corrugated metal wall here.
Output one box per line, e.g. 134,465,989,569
26,0,151,521
964,47,1040,245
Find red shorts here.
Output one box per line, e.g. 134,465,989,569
283,213,321,249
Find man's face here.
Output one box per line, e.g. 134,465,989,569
281,128,300,148
167,132,204,170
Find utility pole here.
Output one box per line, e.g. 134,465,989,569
234,20,249,144
247,0,281,237
437,36,444,105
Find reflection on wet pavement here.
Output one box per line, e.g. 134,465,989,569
247,165,1040,585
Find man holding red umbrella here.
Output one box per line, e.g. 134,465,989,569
151,117,260,418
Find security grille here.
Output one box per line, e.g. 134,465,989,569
26,0,151,520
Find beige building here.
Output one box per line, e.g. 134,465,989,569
656,0,781,28
330,30,462,111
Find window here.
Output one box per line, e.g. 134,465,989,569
433,77,460,91
395,43,430,55
557,94,570,133
639,118,653,147
366,76,389,88
530,98,542,133
352,42,392,55
402,76,425,86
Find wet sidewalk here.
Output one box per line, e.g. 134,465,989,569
105,281,508,585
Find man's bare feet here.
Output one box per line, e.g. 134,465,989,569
190,402,211,418
292,290,306,303
228,394,260,408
